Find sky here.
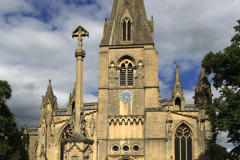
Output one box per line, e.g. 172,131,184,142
0,0,239,152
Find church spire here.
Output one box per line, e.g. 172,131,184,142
100,0,154,46
171,65,185,110
194,67,212,106
199,67,207,81
174,65,181,86
45,79,54,97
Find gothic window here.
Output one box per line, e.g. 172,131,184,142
175,124,192,160
122,18,131,41
60,125,73,160
120,63,126,86
127,63,133,86
120,60,134,87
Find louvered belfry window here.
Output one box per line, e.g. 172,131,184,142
123,18,131,41
120,63,126,86
120,61,134,87
175,124,192,160
128,63,133,86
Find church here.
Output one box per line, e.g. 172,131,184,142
21,0,214,160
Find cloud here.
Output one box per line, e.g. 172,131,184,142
0,0,239,152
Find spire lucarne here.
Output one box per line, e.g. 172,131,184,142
100,0,154,46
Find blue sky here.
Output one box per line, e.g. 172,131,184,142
0,0,240,152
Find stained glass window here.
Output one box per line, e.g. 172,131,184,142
175,124,192,160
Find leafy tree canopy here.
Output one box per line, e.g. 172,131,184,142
202,19,240,158
0,80,21,159
215,144,231,160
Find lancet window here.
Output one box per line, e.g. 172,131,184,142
123,17,131,41
175,97,181,110
175,124,192,160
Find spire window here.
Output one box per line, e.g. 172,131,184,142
175,97,181,110
122,18,131,41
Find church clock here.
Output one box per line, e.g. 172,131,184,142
120,90,133,103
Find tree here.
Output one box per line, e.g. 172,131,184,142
215,144,231,160
0,80,21,159
202,19,240,158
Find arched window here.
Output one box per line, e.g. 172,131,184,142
60,125,73,160
122,18,131,41
119,61,134,87
72,101,75,115
128,63,133,86
120,63,126,86
175,124,192,160
175,97,181,110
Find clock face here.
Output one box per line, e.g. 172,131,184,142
120,90,133,103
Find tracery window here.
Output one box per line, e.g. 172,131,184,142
120,60,134,87
123,18,131,41
60,125,73,160
175,124,192,160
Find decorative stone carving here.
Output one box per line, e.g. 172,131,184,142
84,145,93,157
80,113,86,137
145,107,165,112
72,26,89,50
108,115,144,125
89,115,95,136
69,114,75,133
39,144,45,157
166,111,173,135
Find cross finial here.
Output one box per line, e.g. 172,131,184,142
72,26,89,50
125,1,129,6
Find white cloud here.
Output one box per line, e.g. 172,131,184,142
0,3,239,154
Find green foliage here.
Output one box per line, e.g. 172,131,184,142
202,20,240,158
215,144,231,160
0,80,21,159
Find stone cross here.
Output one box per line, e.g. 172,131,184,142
72,25,89,50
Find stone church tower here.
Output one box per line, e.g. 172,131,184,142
22,0,214,160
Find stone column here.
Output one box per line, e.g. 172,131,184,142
72,26,89,135
75,48,85,134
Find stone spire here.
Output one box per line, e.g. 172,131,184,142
174,65,181,86
41,79,57,110
100,0,154,46
171,65,185,109
45,79,54,98
194,68,212,106
38,79,58,126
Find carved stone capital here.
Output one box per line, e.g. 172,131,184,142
75,48,86,59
